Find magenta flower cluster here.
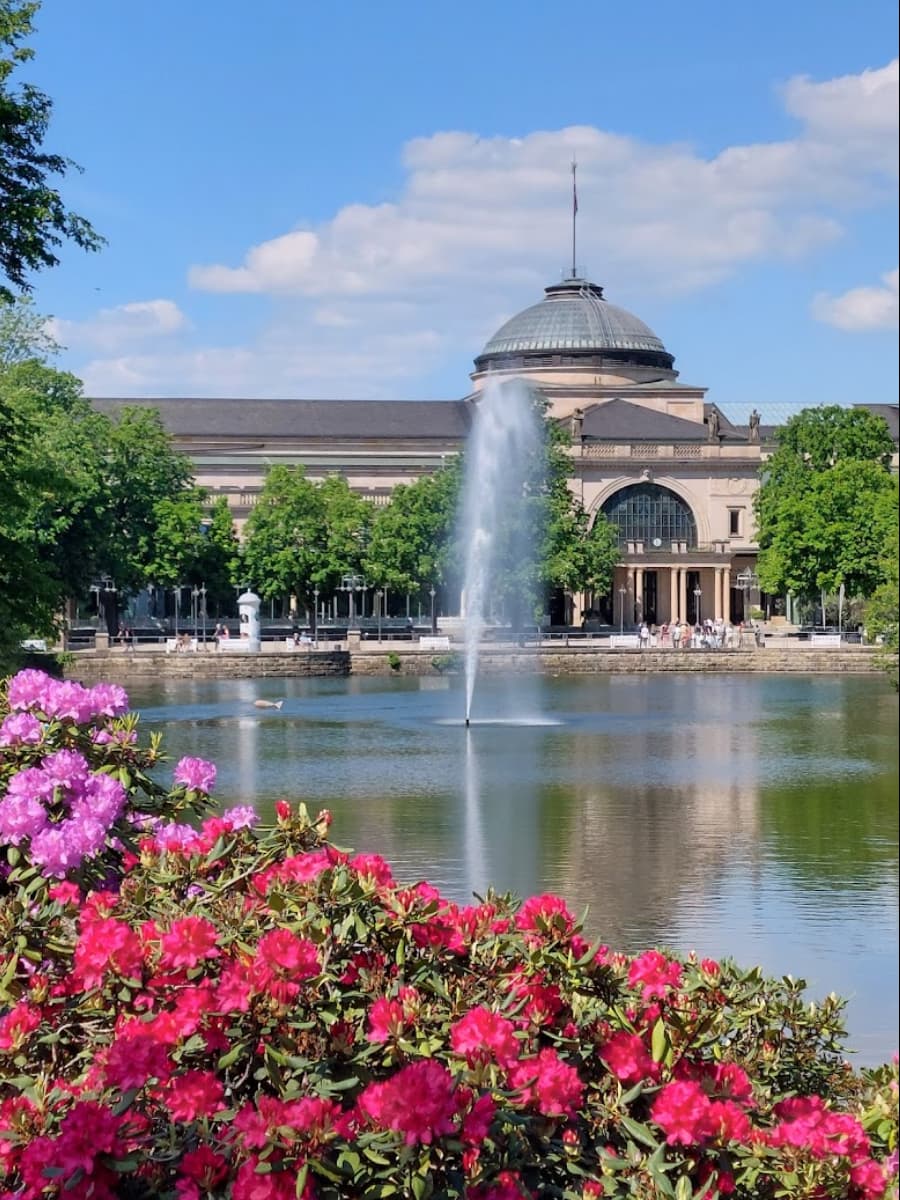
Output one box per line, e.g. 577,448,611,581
173,756,217,795
2,670,129,738
0,748,126,876
0,671,134,876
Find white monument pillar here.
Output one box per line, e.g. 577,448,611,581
237,590,262,652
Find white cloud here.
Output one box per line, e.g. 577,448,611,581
68,59,898,397
812,267,900,331
188,62,897,303
77,322,447,398
49,299,189,353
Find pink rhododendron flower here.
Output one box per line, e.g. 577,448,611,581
366,989,420,1043
507,1047,584,1117
628,950,684,999
0,1002,42,1051
599,1030,659,1084
0,711,43,745
516,893,576,938
178,1144,229,1190
74,916,144,988
651,1080,714,1145
451,1006,519,1067
87,682,129,717
350,852,394,886
358,1060,459,1145
158,917,221,970
164,1070,225,1122
104,1032,172,1091
173,756,217,793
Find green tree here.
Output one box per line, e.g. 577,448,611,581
542,423,620,601
364,459,462,599
864,478,899,688
93,406,195,601
240,465,327,625
1,0,103,302
318,475,372,593
199,496,241,615
755,406,896,602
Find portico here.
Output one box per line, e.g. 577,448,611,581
607,559,738,627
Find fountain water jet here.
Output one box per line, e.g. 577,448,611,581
458,380,544,723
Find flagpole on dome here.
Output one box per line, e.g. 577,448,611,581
571,158,578,280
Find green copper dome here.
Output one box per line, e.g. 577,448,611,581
475,278,674,373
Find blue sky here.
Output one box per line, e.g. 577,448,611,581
25,0,899,417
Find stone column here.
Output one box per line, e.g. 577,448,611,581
714,568,723,621
635,567,644,623
669,567,678,624
679,568,687,624
626,568,635,628
723,568,731,623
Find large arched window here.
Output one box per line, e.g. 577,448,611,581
601,483,697,548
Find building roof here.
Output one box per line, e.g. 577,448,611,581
474,277,675,373
581,398,724,442
854,403,900,442
89,397,473,441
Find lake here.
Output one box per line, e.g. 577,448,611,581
125,671,899,1066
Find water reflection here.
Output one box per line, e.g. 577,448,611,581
128,673,898,1064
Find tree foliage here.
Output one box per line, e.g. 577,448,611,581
240,466,329,617
864,477,900,689
364,459,462,596
755,406,896,600
0,301,213,651
0,0,103,302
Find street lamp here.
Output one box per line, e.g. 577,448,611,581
173,585,182,638
430,585,437,635
735,569,758,626
313,587,320,646
376,588,384,643
618,586,626,635
339,573,366,629
693,587,702,626
198,583,207,650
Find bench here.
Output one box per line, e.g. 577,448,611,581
165,638,199,654
419,635,452,651
609,634,641,649
810,634,842,647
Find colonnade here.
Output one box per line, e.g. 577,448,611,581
616,564,735,627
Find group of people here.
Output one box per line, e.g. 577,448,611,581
637,618,761,650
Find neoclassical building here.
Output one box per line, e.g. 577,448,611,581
92,274,898,628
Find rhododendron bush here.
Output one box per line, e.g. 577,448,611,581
0,671,897,1200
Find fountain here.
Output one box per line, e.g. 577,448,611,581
458,379,544,724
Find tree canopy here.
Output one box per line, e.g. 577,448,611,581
0,299,225,653
755,406,897,601
1,0,103,301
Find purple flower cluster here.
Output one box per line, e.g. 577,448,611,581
0,748,126,876
173,756,217,794
4,670,129,730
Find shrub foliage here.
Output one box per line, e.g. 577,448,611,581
0,671,897,1199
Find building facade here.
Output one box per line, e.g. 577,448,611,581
91,274,898,627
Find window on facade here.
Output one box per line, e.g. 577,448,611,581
729,509,741,536
601,483,698,548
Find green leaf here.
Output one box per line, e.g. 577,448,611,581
619,1115,660,1149
651,1017,669,1063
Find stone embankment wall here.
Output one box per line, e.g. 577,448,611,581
63,646,882,683
350,647,883,676
64,651,350,683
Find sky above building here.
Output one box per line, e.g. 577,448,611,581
25,0,900,417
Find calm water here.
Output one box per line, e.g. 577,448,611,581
125,673,899,1066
